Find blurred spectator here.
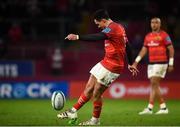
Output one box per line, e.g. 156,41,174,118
8,22,23,44
51,48,63,75
0,37,7,58
27,0,41,17
55,0,69,16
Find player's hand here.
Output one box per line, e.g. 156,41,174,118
132,62,138,68
168,65,174,72
128,64,139,76
65,34,78,40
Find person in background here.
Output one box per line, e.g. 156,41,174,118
132,17,174,115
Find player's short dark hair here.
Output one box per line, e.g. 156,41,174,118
93,9,110,21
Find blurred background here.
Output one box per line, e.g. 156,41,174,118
0,0,180,100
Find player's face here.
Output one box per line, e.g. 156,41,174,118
94,19,106,29
151,18,161,31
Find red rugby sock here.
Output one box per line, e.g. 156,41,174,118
92,100,102,118
73,93,90,110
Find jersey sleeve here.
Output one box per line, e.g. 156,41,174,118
164,33,172,46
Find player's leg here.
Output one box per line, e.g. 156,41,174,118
57,62,103,120
139,65,154,115
139,64,168,115
138,78,154,115
149,76,167,112
149,76,168,114
92,83,107,122
79,83,107,125
149,77,160,110
153,78,168,114
57,74,96,119
154,64,168,114
79,63,120,125
72,74,96,111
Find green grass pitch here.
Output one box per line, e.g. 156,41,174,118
0,99,180,126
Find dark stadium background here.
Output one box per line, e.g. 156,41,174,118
0,0,180,126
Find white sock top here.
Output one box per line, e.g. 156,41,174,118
148,103,154,109
91,116,99,122
160,103,166,109
71,107,77,113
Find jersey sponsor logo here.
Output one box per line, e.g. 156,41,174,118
147,41,159,46
154,36,162,41
102,27,111,33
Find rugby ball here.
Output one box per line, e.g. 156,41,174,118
51,91,66,110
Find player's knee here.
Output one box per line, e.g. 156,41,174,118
93,92,100,100
151,80,159,88
84,83,94,96
93,86,102,99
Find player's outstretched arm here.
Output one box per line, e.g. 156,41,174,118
65,32,108,41
167,44,175,72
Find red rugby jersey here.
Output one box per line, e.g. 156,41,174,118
100,22,127,74
144,30,172,63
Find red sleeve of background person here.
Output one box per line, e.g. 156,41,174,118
162,31,172,46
